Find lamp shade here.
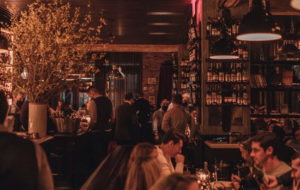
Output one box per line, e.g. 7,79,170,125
210,36,239,60
291,0,300,10
236,0,281,41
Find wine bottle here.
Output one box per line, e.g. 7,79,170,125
236,63,242,82
207,62,212,82
218,63,225,82
206,86,212,105
232,85,237,105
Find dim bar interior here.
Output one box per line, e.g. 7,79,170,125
0,0,300,189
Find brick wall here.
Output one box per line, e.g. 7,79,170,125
142,52,172,108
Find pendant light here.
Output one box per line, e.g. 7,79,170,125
236,0,282,42
290,0,300,10
210,6,239,60
210,32,239,60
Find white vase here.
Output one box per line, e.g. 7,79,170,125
28,103,47,138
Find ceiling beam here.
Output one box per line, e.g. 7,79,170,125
86,44,182,52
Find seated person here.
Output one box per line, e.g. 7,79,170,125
149,173,198,190
125,142,161,190
0,90,54,190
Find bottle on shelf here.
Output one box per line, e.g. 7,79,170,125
242,85,248,105
211,85,217,105
206,86,212,105
242,62,248,82
218,63,225,82
236,63,242,82
212,63,218,82
225,63,231,82
237,85,243,105
232,85,237,105
231,63,237,82
207,62,213,82
216,85,223,105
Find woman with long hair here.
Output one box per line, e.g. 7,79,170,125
125,142,161,190
149,173,199,190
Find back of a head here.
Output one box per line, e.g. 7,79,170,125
162,130,185,145
128,142,155,167
251,132,280,156
0,90,8,125
172,94,182,105
149,173,197,190
88,86,100,95
240,137,252,153
125,92,134,101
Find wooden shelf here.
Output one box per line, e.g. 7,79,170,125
206,58,249,63
206,81,249,85
250,114,300,118
252,60,300,66
251,85,300,91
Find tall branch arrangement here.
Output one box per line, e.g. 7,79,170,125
2,0,110,103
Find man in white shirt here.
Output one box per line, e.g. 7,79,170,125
156,130,185,177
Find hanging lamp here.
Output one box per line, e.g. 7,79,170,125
236,0,281,41
210,33,239,60
210,6,239,60
291,0,300,10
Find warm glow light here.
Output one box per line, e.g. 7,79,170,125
0,49,8,54
147,12,182,16
291,0,300,10
209,55,239,60
236,33,282,41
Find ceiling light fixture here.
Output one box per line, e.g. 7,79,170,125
290,0,300,10
210,6,239,60
236,0,282,42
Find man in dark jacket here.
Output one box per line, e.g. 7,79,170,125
114,92,139,145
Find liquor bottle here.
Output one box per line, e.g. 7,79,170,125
203,161,211,181
206,17,212,37
242,85,248,105
225,63,231,82
232,85,237,105
231,63,237,82
236,63,242,82
212,63,218,82
218,63,225,82
237,85,243,105
242,63,248,82
207,62,212,82
206,86,212,105
216,85,222,105
211,85,217,105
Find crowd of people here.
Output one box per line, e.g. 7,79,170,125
3,86,300,190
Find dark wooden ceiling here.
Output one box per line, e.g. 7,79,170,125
0,0,299,45
0,0,192,45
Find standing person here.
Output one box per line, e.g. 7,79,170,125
84,86,113,179
133,93,153,142
87,86,113,132
250,132,291,190
114,92,139,145
152,99,169,141
156,130,185,177
161,94,190,135
0,90,54,190
8,90,25,131
125,142,161,190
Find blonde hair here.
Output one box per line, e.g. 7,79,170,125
149,173,197,190
125,143,161,190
